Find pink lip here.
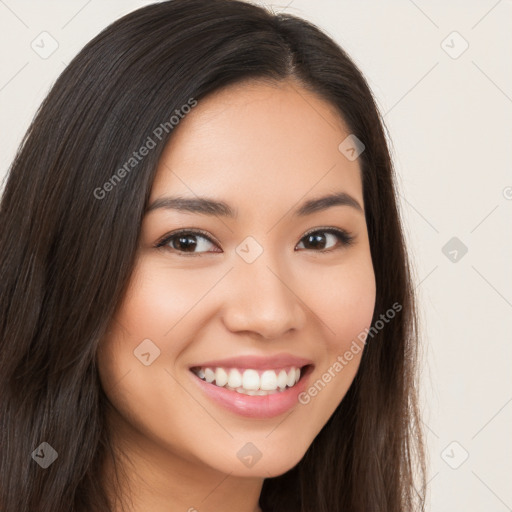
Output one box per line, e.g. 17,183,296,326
189,364,314,419
189,353,313,370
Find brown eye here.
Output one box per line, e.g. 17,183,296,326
296,228,354,253
156,229,220,256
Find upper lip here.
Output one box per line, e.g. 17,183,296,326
189,353,313,370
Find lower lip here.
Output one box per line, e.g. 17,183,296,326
190,366,313,419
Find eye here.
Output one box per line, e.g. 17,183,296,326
155,229,220,256
296,228,355,253
155,227,355,256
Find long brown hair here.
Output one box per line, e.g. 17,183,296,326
0,1,426,510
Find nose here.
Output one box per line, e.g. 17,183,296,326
221,254,307,340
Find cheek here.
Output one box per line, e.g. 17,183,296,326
109,258,215,351
95,259,195,414
96,260,210,462
309,255,377,354
96,258,222,424
297,253,376,407
266,256,376,466
289,264,375,434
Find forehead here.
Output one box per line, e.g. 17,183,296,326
150,79,363,213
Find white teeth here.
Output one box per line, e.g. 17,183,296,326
286,368,296,387
227,368,242,388
215,367,228,387
277,370,288,389
242,369,260,390
260,370,278,390
194,365,303,393
204,368,215,383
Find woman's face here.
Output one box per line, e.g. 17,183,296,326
97,78,376,479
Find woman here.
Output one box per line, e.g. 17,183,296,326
0,0,427,510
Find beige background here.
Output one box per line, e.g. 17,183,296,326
1,1,511,510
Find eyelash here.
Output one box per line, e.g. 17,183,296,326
155,227,355,257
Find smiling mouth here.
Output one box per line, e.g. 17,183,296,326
190,364,313,396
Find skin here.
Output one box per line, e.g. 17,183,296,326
97,77,376,512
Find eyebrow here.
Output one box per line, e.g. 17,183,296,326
145,191,364,217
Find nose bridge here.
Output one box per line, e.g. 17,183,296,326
222,239,305,338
